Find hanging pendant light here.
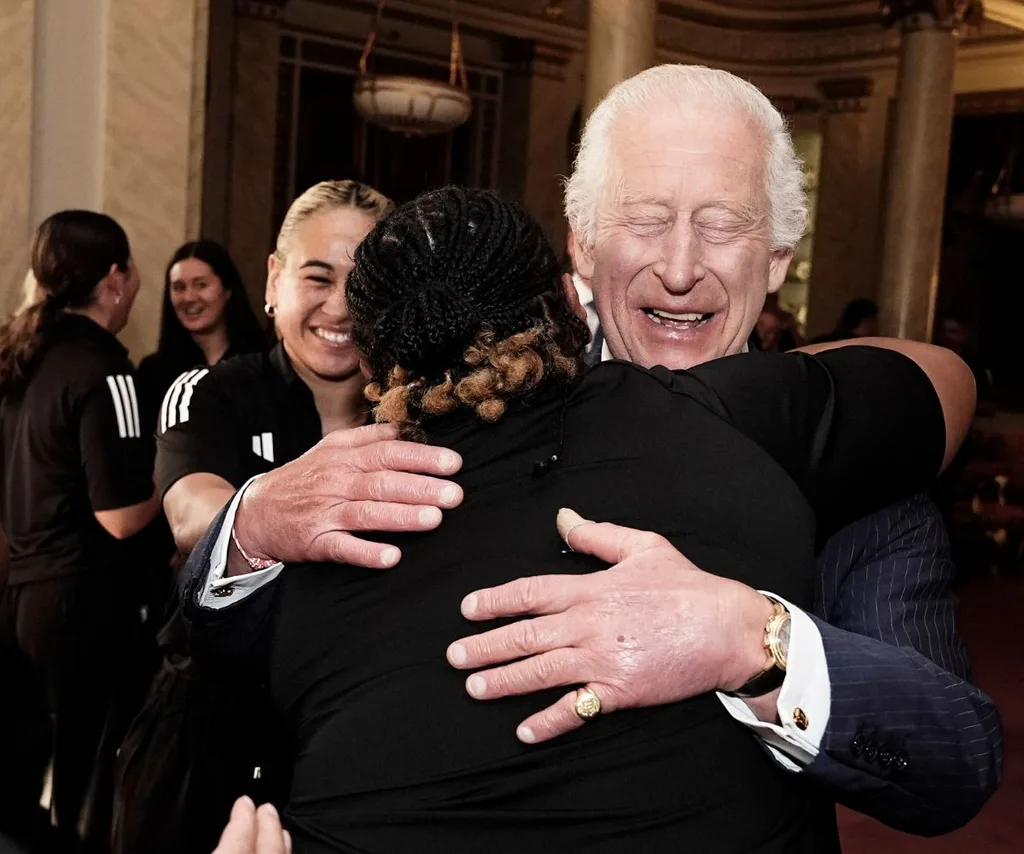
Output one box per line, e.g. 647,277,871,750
354,0,472,137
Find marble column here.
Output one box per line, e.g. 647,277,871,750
0,0,36,316
227,0,285,311
501,42,580,250
877,11,958,341
807,78,889,338
583,0,658,118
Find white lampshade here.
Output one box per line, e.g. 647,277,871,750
354,74,472,136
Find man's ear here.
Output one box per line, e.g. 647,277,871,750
572,231,595,283
767,249,793,294
561,273,587,324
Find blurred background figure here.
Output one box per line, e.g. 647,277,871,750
0,211,160,853
812,298,879,343
137,240,267,439
754,309,782,351
937,314,993,403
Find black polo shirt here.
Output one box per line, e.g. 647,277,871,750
155,343,323,498
0,314,155,585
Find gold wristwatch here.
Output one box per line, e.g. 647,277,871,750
727,595,791,699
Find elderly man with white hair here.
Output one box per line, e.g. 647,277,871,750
181,65,1000,838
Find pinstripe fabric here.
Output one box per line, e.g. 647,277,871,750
808,492,1003,834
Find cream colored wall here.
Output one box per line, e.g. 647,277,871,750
0,0,36,317
30,0,107,222
103,0,209,360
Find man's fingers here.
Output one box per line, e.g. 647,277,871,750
516,691,585,744
461,574,586,621
516,683,619,744
311,531,402,569
214,797,256,853
255,803,287,854
356,471,463,509
326,422,400,448
556,508,666,564
354,439,462,477
335,500,446,533
460,649,582,700
447,615,577,670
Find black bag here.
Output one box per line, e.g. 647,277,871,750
110,607,286,854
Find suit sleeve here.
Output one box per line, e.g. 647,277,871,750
180,503,279,666
806,494,1003,834
79,370,155,511
154,368,243,496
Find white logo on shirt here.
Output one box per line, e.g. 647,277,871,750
251,432,275,463
106,374,140,439
160,368,210,433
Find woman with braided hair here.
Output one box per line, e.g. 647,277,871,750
0,211,160,850
210,186,973,852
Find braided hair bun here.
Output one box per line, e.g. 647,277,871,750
347,186,588,431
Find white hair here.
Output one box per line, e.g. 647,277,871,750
564,64,807,252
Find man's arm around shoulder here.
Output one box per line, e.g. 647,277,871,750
808,493,1002,834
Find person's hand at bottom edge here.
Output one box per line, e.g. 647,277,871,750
213,797,292,854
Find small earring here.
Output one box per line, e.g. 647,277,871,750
114,295,122,305
264,303,276,318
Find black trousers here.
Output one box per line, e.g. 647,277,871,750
0,571,136,852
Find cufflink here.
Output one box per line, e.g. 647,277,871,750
792,707,809,731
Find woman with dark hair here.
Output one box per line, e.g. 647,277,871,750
202,187,974,852
0,211,160,851
137,240,266,438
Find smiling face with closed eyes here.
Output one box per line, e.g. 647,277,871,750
265,207,377,382
574,99,793,371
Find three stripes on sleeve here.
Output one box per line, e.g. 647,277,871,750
105,375,141,439
159,368,210,434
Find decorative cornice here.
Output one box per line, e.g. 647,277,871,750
771,95,823,115
310,0,1021,75
236,0,289,20
818,75,875,111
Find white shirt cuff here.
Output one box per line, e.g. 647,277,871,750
199,475,284,610
716,592,831,772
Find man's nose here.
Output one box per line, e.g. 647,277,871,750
652,222,705,294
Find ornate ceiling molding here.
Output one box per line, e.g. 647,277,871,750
311,0,1024,75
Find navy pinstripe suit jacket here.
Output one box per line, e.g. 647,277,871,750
806,491,1002,834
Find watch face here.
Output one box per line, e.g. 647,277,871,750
769,612,791,671
778,617,791,650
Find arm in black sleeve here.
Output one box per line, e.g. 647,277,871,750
687,348,946,532
154,368,244,495
79,370,155,511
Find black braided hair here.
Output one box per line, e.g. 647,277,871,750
348,186,588,391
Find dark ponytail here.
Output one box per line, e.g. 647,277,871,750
0,211,130,393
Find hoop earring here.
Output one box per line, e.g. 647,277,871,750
264,303,276,318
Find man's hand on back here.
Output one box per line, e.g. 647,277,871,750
446,508,775,743
230,423,463,572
